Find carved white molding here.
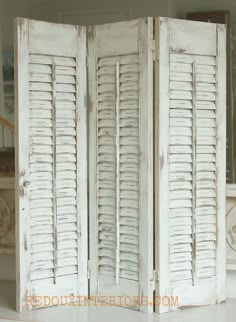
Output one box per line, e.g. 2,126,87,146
0,189,15,255
0,195,11,239
226,184,236,270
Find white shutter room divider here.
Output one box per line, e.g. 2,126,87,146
88,18,154,313
15,18,88,311
155,18,226,313
15,16,226,314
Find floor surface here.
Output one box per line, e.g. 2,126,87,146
0,281,236,322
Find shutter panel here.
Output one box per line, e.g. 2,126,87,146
15,18,88,311
89,18,154,313
155,18,226,313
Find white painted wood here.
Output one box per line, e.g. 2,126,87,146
215,24,227,303
2,280,236,322
138,17,154,314
15,18,88,311
76,25,88,294
169,19,217,56
155,17,226,313
155,17,170,314
29,20,77,57
88,18,154,313
115,62,120,286
95,20,139,57
15,17,31,313
88,24,99,298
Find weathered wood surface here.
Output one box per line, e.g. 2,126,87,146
15,18,87,311
14,16,226,314
155,17,226,313
89,18,154,313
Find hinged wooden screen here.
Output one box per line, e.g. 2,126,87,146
15,16,226,314
88,18,154,313
15,18,88,311
155,17,226,313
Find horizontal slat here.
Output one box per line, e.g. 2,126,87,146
98,55,139,67
170,54,216,66
30,55,76,66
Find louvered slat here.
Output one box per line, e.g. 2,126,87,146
169,54,217,282
29,55,78,282
97,54,140,282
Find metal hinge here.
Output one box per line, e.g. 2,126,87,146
87,260,91,280
86,47,89,67
152,39,156,61
150,270,159,291
152,39,159,61
156,270,159,283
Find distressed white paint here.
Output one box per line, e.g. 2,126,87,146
155,18,226,313
14,16,226,314
88,18,154,313
15,18,88,311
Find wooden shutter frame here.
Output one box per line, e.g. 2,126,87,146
155,17,226,313
15,18,88,312
215,23,226,303
15,16,226,314
155,17,170,314
88,18,154,313
15,17,31,312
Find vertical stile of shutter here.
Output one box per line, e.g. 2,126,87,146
15,19,31,311
215,24,226,302
156,18,226,312
16,19,88,311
